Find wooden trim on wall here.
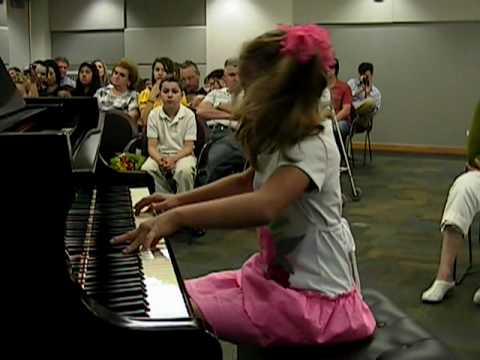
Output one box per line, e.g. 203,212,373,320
351,142,466,156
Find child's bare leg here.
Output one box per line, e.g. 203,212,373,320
436,226,464,282
422,226,462,303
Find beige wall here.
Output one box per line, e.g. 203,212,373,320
206,0,292,72
7,0,29,68
294,0,480,24
30,0,51,62
49,0,124,31
294,0,393,24
392,0,480,22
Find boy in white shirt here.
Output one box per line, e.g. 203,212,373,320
141,77,197,193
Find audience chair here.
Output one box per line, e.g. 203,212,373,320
346,112,375,167
98,109,142,163
453,215,479,285
194,113,209,159
97,109,154,193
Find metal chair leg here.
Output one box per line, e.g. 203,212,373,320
367,131,372,162
363,133,368,166
454,227,474,285
349,135,355,168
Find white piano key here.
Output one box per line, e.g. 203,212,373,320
130,187,189,319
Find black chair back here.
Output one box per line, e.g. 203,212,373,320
99,109,137,161
194,115,209,159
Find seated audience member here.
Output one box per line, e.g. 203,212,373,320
205,69,225,92
196,58,245,184
8,67,21,82
327,58,352,141
56,85,74,98
347,62,381,128
181,60,207,106
42,59,61,96
12,72,38,97
138,57,179,128
55,56,76,88
95,59,140,124
72,62,101,96
26,61,48,96
13,73,28,97
141,77,197,194
189,69,225,109
422,101,480,305
136,78,151,94
93,59,110,87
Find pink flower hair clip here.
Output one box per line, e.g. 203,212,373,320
279,24,335,71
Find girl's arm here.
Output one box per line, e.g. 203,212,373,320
113,166,310,252
134,167,255,214
174,166,309,229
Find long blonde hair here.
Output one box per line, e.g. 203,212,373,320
235,29,330,169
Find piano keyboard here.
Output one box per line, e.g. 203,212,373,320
65,185,190,319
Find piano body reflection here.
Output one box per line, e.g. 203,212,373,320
0,59,221,357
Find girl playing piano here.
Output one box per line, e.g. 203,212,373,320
113,25,376,346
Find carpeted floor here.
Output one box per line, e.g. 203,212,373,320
170,153,479,360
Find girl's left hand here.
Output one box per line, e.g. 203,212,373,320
111,211,180,254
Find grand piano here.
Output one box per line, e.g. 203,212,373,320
0,59,221,357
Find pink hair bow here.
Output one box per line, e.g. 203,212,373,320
279,24,335,71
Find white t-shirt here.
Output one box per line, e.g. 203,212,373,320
253,121,357,297
202,87,237,128
146,105,196,155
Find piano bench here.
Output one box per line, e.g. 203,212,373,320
237,289,456,360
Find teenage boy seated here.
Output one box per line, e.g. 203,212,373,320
141,77,197,194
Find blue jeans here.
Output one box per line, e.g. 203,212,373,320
337,120,351,139
198,126,245,185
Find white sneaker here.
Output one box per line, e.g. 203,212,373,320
474,288,480,305
421,280,455,303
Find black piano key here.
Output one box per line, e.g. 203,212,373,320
66,184,159,317
106,300,148,310
117,309,148,317
86,285,145,296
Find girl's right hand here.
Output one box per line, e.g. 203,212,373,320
134,193,180,216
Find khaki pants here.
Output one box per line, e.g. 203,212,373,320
141,155,196,194
441,171,480,236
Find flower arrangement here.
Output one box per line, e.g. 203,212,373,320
110,152,145,172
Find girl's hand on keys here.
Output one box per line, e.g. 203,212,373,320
134,193,180,216
111,211,180,254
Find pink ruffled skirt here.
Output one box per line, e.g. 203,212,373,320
185,253,376,347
